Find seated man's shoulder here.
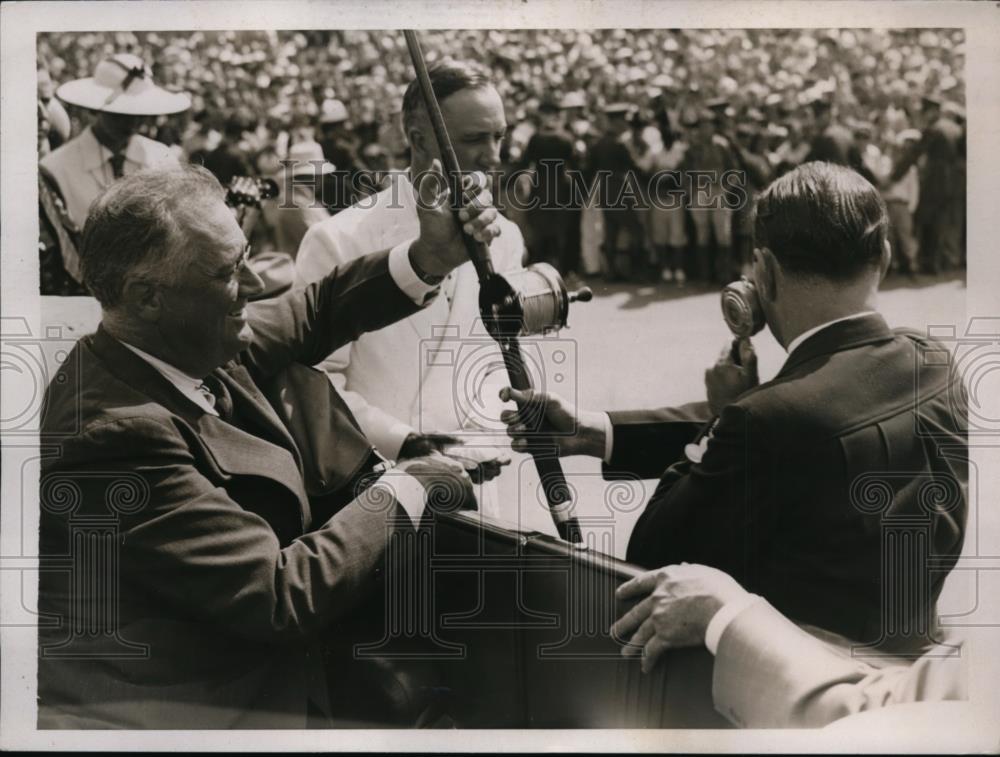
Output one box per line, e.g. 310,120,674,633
737,328,962,440
42,344,184,453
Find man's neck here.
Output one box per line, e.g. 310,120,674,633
779,300,878,352
91,122,129,155
103,318,206,381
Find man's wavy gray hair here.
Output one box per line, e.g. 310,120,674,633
80,163,226,308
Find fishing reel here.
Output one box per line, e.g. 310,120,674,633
479,263,593,341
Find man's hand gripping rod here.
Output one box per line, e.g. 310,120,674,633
403,30,592,542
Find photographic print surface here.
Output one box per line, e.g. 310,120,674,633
3,2,999,753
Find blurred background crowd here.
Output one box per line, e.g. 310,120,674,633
37,28,966,295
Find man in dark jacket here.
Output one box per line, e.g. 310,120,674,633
805,99,873,184
501,162,967,655
37,162,501,728
587,103,646,280
890,95,965,274
518,98,578,274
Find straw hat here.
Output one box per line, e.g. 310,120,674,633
285,140,335,177
56,53,190,116
319,98,349,124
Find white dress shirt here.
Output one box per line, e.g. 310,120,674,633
119,341,219,415
296,171,527,521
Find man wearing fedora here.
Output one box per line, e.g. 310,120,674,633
517,96,578,275
587,102,646,281
889,94,965,275
317,98,366,215
804,98,872,184
268,140,334,256
40,52,190,231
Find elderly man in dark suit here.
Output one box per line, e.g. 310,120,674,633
502,162,968,655
890,95,965,274
37,162,501,729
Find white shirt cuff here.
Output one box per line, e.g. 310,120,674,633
388,240,440,306
704,593,764,655
601,412,614,464
376,421,416,462
370,469,427,527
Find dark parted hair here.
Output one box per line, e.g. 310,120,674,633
401,59,494,137
80,164,225,308
752,161,889,281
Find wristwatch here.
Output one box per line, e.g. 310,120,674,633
408,248,445,285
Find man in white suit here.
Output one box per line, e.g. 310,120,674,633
612,563,967,729
296,60,525,518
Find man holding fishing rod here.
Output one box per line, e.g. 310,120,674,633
502,161,969,657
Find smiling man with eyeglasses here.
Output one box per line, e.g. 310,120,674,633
37,161,501,729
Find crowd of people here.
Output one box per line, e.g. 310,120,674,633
38,27,966,293
31,28,973,731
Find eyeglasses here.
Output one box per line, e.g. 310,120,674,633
232,243,252,278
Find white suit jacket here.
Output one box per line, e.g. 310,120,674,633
40,127,178,229
712,600,967,729
295,172,526,516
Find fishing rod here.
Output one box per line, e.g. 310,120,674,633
403,29,592,543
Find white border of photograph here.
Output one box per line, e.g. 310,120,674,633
3,1,999,752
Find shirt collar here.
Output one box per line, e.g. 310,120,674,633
785,311,877,356
81,126,142,171
117,339,218,415
80,127,112,171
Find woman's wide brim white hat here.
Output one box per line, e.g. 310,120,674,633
56,54,191,116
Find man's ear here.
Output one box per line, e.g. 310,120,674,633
879,238,892,282
754,247,778,303
119,278,163,324
407,127,429,164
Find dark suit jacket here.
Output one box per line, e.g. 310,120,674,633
609,315,968,650
891,116,964,218
37,249,422,729
520,128,577,209
805,123,879,185
586,133,639,208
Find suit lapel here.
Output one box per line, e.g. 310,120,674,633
218,364,303,469
90,327,204,423
89,328,311,529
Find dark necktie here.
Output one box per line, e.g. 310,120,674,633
198,374,233,420
109,152,126,179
